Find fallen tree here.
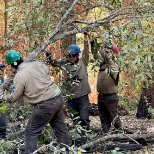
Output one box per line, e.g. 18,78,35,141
81,133,154,150
7,126,154,153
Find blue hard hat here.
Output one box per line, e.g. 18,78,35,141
66,44,81,55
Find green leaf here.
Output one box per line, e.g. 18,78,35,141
0,103,8,114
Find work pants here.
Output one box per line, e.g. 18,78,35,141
98,93,122,133
0,113,7,139
25,94,69,154
67,94,90,129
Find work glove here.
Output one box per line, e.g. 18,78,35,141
45,51,57,66
3,91,8,101
83,27,90,36
83,31,88,35
0,87,10,103
90,38,101,56
90,38,98,47
0,92,8,102
45,51,52,61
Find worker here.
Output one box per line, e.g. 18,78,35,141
1,50,69,154
46,33,91,130
91,39,122,134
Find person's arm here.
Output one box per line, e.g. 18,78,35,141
82,34,89,67
91,40,119,74
45,52,68,68
99,49,119,80
99,49,115,66
3,74,25,103
90,39,104,61
50,59,68,68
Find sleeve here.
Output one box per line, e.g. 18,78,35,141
99,50,115,66
91,39,104,61
82,36,89,67
4,74,25,103
50,59,68,68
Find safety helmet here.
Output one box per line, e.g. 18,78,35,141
5,50,21,65
107,45,119,54
66,44,81,55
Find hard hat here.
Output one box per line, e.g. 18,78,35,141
66,44,81,55
5,50,21,65
107,45,119,54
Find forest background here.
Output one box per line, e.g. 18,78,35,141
0,0,153,153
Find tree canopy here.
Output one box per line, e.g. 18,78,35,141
0,0,154,101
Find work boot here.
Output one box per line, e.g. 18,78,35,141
102,124,110,134
74,136,87,147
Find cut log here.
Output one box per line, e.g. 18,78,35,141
85,143,144,153
81,133,154,150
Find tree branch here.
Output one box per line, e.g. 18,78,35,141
81,133,154,150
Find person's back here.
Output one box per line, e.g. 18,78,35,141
13,61,61,104
97,60,119,94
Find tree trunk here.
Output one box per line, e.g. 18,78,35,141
60,0,76,53
136,72,154,119
4,0,8,38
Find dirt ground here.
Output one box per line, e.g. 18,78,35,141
89,115,154,154
7,114,154,154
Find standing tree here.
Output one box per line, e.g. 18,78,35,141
136,72,154,119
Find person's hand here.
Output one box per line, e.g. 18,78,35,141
83,31,89,41
83,31,88,35
0,95,6,102
2,92,8,101
83,27,89,36
0,95,3,102
90,38,97,47
0,88,11,102
104,48,110,53
45,51,53,61
0,91,7,102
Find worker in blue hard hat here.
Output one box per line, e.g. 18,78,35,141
46,33,91,130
